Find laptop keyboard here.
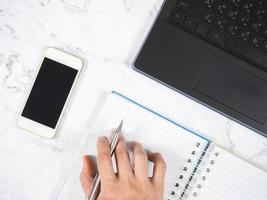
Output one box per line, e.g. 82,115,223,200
170,0,267,72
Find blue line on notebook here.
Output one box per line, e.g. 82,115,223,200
112,91,210,142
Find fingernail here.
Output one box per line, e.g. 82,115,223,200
128,141,138,149
98,136,108,142
145,149,152,154
132,141,139,146
126,142,134,150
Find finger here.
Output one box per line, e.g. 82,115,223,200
131,142,148,179
114,135,133,178
147,152,167,186
80,155,96,195
97,136,116,181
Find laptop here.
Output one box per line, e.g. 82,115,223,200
133,0,267,137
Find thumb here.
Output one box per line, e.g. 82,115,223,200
80,155,97,196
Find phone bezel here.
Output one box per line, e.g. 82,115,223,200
17,47,83,139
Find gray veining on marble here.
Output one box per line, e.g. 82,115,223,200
0,0,266,200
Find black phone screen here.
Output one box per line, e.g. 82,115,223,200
22,57,78,128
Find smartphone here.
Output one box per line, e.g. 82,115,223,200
17,47,83,138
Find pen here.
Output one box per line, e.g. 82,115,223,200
88,120,124,200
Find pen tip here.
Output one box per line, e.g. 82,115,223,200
117,120,123,132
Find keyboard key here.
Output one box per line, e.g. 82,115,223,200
176,0,190,9
202,11,216,24
214,17,227,30
170,9,186,25
250,35,264,48
225,7,240,21
182,16,198,32
257,0,265,7
225,0,244,8
237,28,251,42
226,38,267,70
176,0,193,11
176,0,204,17
242,0,255,14
195,22,210,36
226,22,239,35
237,13,251,27
214,2,228,15
201,0,216,9
253,7,266,20
249,20,263,33
207,28,227,47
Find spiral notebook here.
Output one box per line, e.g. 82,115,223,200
57,92,267,200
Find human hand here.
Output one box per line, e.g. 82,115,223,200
80,135,166,200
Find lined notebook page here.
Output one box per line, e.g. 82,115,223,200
187,145,267,200
57,92,209,200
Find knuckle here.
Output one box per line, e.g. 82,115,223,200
99,193,115,200
125,191,137,199
154,153,167,169
98,152,110,163
116,147,128,159
133,142,147,159
123,184,139,199
137,150,148,161
100,184,117,199
158,159,167,170
143,188,154,199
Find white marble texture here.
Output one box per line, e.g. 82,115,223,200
0,0,266,200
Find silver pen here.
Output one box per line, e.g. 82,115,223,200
88,120,124,200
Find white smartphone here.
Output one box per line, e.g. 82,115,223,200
17,47,83,139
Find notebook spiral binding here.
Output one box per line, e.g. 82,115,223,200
167,142,217,200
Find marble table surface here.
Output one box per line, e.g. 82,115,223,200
0,0,267,199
